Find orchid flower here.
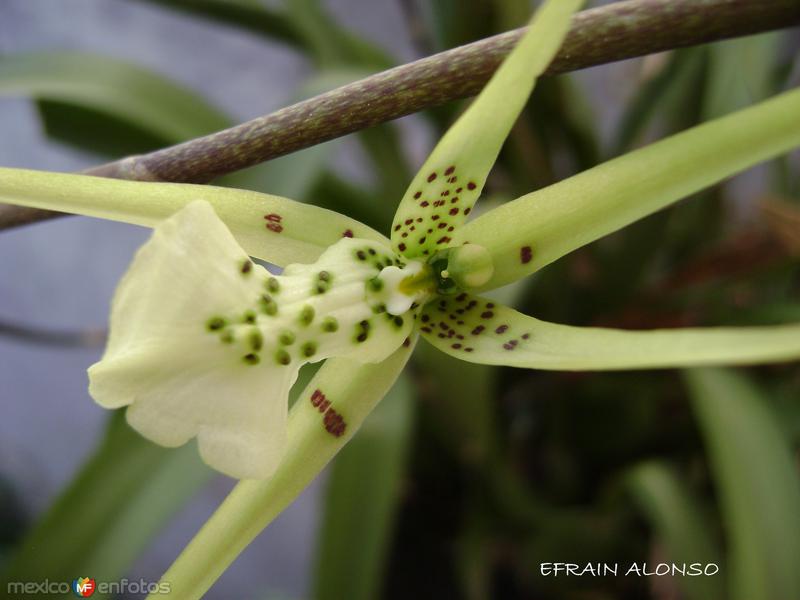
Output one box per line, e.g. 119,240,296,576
2,0,800,595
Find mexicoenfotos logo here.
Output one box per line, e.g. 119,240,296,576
6,577,168,596
72,577,96,597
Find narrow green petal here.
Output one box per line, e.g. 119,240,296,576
458,87,800,290
149,343,416,599
0,167,385,266
390,0,581,258
420,294,800,370
89,201,414,478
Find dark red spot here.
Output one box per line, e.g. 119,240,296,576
405,219,413,225
421,326,432,333
420,201,430,207
486,303,495,308
522,333,530,340
448,226,454,232
448,177,457,183
428,228,433,233
419,237,426,244
451,343,462,349
520,246,533,264
403,337,411,347
311,389,331,413
324,407,346,437
464,207,471,215
438,223,447,229
451,197,459,203
416,217,423,222
465,347,474,352
441,190,450,197
343,229,354,238
398,243,406,252
265,213,284,233
436,236,448,244
394,224,401,231
427,172,437,182
456,187,463,193
481,311,494,319
456,293,467,301
495,325,508,334
467,182,477,190
471,325,485,335
410,226,416,231
414,191,422,199
241,261,252,274
401,232,408,238
421,314,430,322
445,166,455,175
438,333,446,339
432,215,440,221
449,208,459,216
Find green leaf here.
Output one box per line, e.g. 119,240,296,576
285,0,393,70
684,368,800,600
460,87,800,290
703,33,780,120
0,52,230,156
414,341,496,465
0,167,386,267
421,294,800,370
0,412,212,600
313,374,414,600
612,48,707,155
132,0,307,50
626,462,724,600
153,342,416,599
390,0,581,259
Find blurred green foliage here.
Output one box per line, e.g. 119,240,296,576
1,1,799,599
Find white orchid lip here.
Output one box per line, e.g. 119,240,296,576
87,200,421,479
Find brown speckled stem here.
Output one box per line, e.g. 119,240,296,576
4,0,800,230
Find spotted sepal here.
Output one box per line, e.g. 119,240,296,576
420,294,800,371
89,201,419,479
390,0,582,259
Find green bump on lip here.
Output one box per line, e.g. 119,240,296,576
249,330,263,351
206,316,227,331
243,353,260,365
275,349,291,365
266,277,280,293
299,305,315,326
321,317,339,332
